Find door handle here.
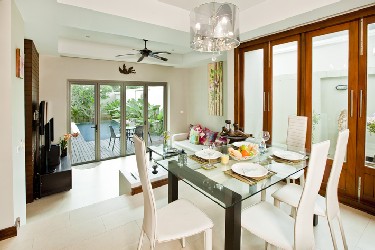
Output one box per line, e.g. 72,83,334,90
350,90,353,118
91,125,98,132
359,90,363,118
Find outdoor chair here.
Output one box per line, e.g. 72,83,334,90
108,125,120,151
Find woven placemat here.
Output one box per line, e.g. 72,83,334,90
224,169,276,186
189,155,221,164
271,155,305,165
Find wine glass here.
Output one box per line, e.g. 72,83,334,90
205,143,216,168
262,131,270,143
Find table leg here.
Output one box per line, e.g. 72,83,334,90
313,214,319,226
225,201,242,250
168,172,178,203
149,150,152,162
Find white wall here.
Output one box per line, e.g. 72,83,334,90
0,0,15,230
39,56,188,139
0,0,26,229
11,0,26,226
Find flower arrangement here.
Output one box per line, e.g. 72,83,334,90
162,131,170,144
59,132,79,150
367,114,375,135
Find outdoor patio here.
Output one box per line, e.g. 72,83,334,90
71,133,162,165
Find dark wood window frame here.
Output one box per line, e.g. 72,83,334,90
234,5,375,215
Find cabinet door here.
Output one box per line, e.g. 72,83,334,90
306,22,359,198
358,17,375,205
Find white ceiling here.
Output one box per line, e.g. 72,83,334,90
14,0,375,68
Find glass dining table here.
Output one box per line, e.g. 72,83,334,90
155,145,307,250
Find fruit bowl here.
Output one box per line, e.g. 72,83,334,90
228,143,259,161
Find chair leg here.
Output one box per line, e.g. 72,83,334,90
137,230,144,250
328,218,338,250
204,228,212,250
112,138,115,151
337,213,348,250
291,207,297,219
181,237,186,248
261,190,266,201
274,198,280,208
299,174,305,187
108,137,111,148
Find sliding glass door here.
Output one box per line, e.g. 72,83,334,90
69,81,167,164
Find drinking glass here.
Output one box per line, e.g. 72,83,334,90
205,144,215,168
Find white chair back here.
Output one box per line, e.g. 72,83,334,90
294,140,330,249
134,135,157,245
326,129,349,221
287,116,308,152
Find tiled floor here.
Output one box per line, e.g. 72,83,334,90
2,156,375,249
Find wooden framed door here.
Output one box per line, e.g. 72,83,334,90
305,21,359,199
269,35,301,147
238,44,270,136
357,16,375,206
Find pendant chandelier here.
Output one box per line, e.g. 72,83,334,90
190,2,240,55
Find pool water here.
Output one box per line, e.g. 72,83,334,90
76,120,120,142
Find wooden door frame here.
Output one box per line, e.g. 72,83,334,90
305,22,359,199
358,16,375,205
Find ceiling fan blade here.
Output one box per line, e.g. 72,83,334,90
150,54,168,61
151,51,171,55
137,55,145,62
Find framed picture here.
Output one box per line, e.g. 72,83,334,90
16,48,24,79
208,61,223,116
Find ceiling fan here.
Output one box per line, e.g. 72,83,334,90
116,39,171,62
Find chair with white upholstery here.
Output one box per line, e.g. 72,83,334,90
286,115,308,186
241,140,330,249
272,129,349,250
134,135,213,250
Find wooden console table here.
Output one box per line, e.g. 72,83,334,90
37,156,72,198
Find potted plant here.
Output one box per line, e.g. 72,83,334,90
162,131,170,152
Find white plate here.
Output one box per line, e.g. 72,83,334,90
232,141,253,147
273,150,305,161
231,163,268,178
195,149,222,160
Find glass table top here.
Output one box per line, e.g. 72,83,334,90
156,145,307,209
148,144,180,158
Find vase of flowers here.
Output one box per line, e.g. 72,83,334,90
162,131,170,152
59,132,79,157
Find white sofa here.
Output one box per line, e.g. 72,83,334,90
172,132,206,153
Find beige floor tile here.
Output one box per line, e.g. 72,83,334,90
356,218,375,250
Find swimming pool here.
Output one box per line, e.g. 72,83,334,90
76,120,120,142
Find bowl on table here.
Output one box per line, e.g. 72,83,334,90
228,143,259,161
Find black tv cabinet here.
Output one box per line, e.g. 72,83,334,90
37,156,72,198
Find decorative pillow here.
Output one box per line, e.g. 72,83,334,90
187,124,194,139
189,128,200,145
199,128,218,145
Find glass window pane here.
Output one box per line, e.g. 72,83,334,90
70,84,96,164
148,86,165,146
244,49,264,135
365,23,375,167
100,84,121,160
312,30,349,159
272,41,298,148
126,86,144,155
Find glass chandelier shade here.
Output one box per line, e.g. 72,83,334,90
190,2,240,52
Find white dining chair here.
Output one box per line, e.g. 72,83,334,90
241,140,330,250
134,135,213,250
285,115,308,186
272,129,349,250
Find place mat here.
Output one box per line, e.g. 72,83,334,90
271,155,305,165
224,169,276,186
189,154,221,164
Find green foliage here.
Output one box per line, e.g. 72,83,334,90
104,99,120,119
71,85,95,123
70,84,164,135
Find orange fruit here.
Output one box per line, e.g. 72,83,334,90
241,150,250,157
